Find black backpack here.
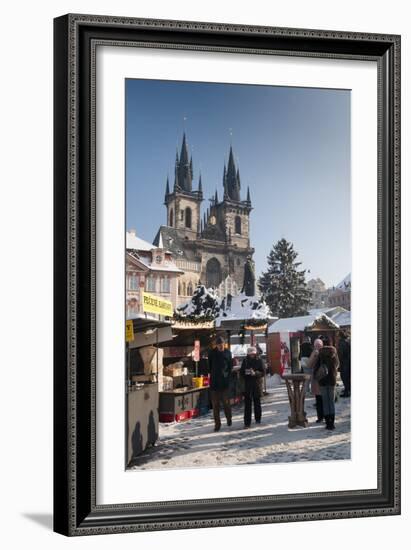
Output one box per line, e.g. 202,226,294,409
314,361,328,382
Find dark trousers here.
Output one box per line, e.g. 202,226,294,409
244,386,262,426
320,385,336,416
340,364,351,394
210,389,232,428
315,394,324,420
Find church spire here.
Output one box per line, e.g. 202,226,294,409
223,146,241,201
198,173,203,195
175,133,193,192
214,189,219,204
246,185,251,204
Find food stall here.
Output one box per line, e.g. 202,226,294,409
158,319,215,422
266,313,340,375
126,314,173,466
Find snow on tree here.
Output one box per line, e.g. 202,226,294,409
258,238,312,318
175,284,221,321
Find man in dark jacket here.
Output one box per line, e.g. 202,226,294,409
240,346,265,428
208,336,233,432
337,332,351,397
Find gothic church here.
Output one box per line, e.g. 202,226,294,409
153,133,254,305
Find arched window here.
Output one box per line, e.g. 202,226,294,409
185,207,192,229
178,281,181,295
182,282,186,296
206,258,222,288
187,282,193,296
235,215,242,235
169,208,174,227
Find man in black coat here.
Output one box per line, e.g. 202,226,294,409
337,332,351,397
240,346,265,428
208,336,233,432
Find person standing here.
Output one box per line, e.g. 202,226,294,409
337,331,351,397
300,335,314,393
313,344,340,430
307,338,324,422
240,346,265,428
208,336,233,432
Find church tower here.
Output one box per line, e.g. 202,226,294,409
164,133,203,238
214,145,252,248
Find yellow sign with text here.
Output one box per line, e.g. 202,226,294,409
125,320,134,342
142,292,173,317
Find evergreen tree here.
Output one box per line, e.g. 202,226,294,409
259,238,312,318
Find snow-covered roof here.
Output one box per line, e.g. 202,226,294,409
136,254,183,273
337,273,351,290
176,285,270,324
308,306,346,320
268,313,339,334
215,292,270,327
331,310,351,327
127,249,183,274
126,230,157,251
176,285,220,319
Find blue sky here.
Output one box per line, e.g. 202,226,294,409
126,79,351,288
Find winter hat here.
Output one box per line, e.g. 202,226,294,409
313,338,323,350
215,336,225,345
247,346,257,355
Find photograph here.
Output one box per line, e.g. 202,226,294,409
125,79,352,470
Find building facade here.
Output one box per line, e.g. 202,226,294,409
153,133,254,306
327,273,351,310
307,277,331,309
126,231,183,318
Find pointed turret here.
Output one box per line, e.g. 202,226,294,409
223,146,241,201
175,133,192,192
214,189,219,204
222,164,228,199
198,173,203,196
165,176,170,198
190,156,193,179
246,186,251,204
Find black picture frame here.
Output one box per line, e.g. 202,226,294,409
53,14,401,536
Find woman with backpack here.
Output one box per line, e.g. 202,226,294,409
313,344,340,430
307,338,324,423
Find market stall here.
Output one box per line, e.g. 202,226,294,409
126,315,173,465
266,313,340,375
158,319,215,422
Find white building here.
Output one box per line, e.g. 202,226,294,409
126,230,183,319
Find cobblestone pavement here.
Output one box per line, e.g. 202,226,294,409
129,381,351,471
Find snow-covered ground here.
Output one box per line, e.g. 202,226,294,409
129,379,351,471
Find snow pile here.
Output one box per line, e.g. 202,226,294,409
215,292,270,327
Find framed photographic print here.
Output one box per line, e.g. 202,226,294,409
53,14,401,536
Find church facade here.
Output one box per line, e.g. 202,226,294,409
153,133,254,306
